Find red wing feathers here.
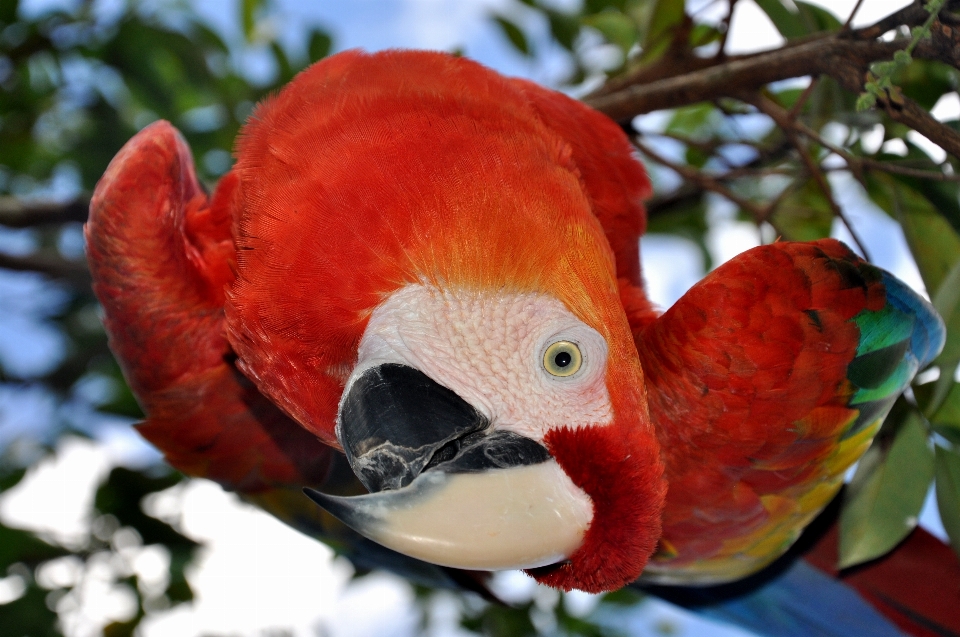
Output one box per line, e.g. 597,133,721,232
636,239,897,583
86,121,330,492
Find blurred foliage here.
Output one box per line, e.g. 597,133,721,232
3,0,960,635
0,0,333,634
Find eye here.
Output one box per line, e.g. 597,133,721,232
543,341,583,377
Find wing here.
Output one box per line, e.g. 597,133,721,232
85,121,331,493
647,499,960,637
636,239,944,584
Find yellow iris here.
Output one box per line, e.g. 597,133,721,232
543,341,582,377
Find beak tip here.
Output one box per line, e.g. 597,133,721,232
303,487,348,522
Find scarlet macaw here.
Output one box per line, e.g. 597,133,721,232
85,49,955,632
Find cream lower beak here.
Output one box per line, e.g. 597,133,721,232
306,460,593,570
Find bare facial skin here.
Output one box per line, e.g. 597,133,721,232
342,284,613,442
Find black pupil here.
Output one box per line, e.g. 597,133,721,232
554,351,572,368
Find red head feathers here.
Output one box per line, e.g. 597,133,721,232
222,50,665,592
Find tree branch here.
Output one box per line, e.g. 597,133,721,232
842,0,868,31
0,196,90,228
584,1,960,158
634,139,771,223
0,251,91,287
585,37,898,119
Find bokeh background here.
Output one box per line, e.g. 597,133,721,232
2,0,959,635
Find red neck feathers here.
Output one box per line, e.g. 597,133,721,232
531,360,666,593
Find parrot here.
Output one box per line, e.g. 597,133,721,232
84,48,956,632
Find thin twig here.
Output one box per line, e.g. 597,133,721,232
856,156,959,181
716,0,739,57
752,94,960,182
716,164,797,179
0,196,90,228
842,0,868,31
786,115,873,259
787,78,820,120
633,138,770,222
657,131,724,154
0,251,91,287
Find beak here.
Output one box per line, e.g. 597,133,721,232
305,363,593,570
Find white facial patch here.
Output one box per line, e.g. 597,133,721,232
341,284,612,444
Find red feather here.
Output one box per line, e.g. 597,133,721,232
86,122,330,492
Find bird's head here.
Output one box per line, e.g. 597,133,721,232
222,50,665,592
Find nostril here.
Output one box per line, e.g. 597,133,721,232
423,430,489,473
424,439,460,471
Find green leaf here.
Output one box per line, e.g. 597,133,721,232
754,0,840,39
754,0,806,39
95,468,200,608
545,10,581,51
839,403,935,568
646,0,684,44
856,92,878,112
165,546,196,604
0,467,27,493
584,0,627,14
0,524,70,571
646,195,711,270
583,10,637,55
601,586,646,606
772,87,805,110
0,0,19,24
308,29,332,62
934,259,960,339
665,102,715,140
890,143,960,237
638,0,684,61
869,174,959,292
241,0,263,42
769,178,834,241
271,41,294,83
685,145,710,168
935,444,960,561
461,601,537,636
492,16,531,56
794,1,842,34
804,76,860,128
869,173,960,365
0,583,60,637
94,467,197,549
689,23,722,48
922,376,960,443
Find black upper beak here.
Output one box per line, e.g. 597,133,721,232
338,363,549,493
